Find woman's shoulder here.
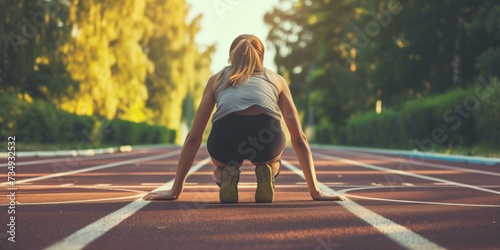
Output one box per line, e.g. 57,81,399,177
264,68,287,92
208,67,230,92
212,66,232,81
211,66,229,79
265,68,285,80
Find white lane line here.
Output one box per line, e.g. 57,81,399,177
0,151,117,168
0,185,148,208
0,150,181,186
0,148,169,168
282,160,444,250
312,145,500,165
335,150,500,177
93,184,111,187
0,158,59,168
6,186,147,206
295,182,346,185
336,186,500,208
44,157,211,250
15,194,145,206
315,152,500,195
180,184,307,189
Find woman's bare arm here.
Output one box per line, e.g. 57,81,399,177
144,73,218,200
272,72,343,201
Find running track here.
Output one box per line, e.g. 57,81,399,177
1,146,499,250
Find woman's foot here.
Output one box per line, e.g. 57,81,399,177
254,164,275,203
219,164,240,203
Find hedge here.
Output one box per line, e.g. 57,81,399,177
475,85,500,146
315,86,499,151
0,95,175,146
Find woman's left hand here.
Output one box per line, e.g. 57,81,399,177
311,190,345,201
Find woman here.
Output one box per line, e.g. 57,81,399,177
144,34,342,203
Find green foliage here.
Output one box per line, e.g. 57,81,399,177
1,0,213,144
267,0,500,153
319,88,480,150
265,0,357,113
342,109,408,149
104,119,175,145
144,0,215,142
266,0,500,127
475,79,500,146
465,3,500,79
309,66,365,125
0,0,77,100
314,123,340,145
0,95,175,146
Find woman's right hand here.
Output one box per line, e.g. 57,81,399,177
143,190,179,200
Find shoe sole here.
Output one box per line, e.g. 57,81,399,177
219,166,239,203
255,164,274,203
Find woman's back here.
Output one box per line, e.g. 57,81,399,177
212,67,281,123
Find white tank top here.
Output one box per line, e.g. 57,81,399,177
212,67,281,123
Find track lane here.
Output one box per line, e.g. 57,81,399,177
82,159,404,250
1,146,499,249
312,150,500,249
1,148,183,249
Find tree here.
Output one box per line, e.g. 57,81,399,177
1,0,216,144
265,0,365,125
144,0,215,141
265,0,498,127
0,0,76,101
353,0,491,106
465,0,500,79
56,0,153,121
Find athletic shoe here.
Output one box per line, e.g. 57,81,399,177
219,164,240,203
255,163,275,203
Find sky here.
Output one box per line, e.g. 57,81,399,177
186,0,282,72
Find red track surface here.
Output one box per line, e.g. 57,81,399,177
1,146,499,250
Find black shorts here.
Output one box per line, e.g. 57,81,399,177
207,114,285,164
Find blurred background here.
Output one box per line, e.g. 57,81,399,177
0,0,499,156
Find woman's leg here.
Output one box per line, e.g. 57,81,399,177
211,156,242,183
251,150,283,203
211,157,243,203
251,150,283,176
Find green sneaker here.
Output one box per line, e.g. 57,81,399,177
255,164,275,203
219,164,240,203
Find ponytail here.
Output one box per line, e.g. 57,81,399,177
226,35,265,87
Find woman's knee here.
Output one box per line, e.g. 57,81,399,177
251,150,283,165
211,156,227,168
211,157,243,168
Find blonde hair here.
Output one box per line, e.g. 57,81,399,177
226,34,265,87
